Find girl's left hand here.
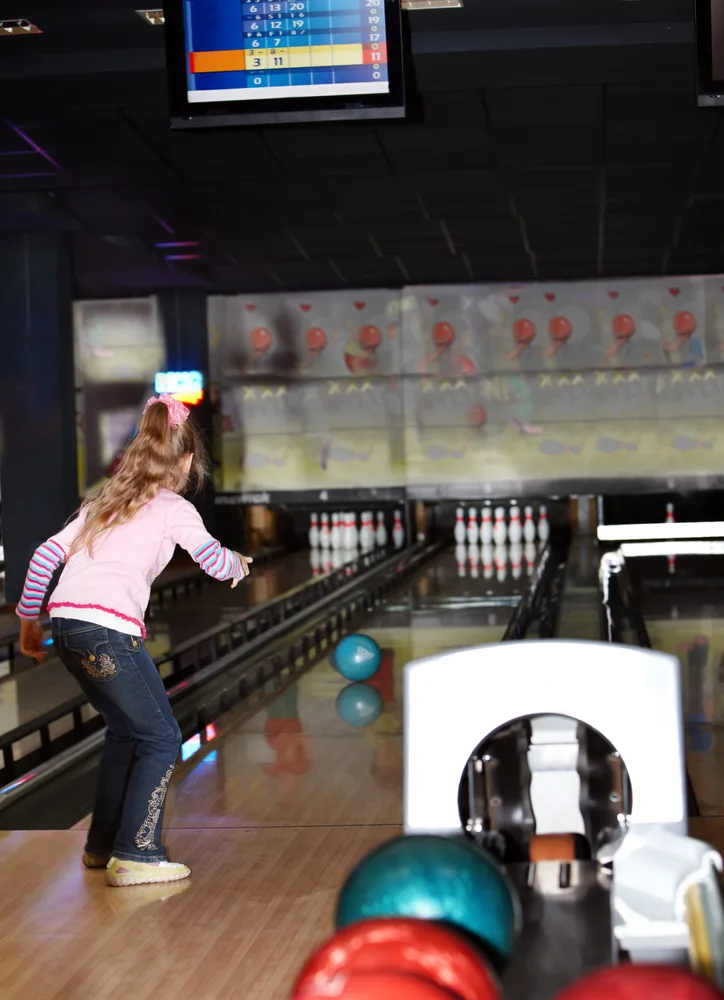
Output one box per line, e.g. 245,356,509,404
231,553,253,588
19,619,47,663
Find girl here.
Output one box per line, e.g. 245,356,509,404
16,394,252,887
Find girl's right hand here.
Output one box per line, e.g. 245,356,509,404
231,553,253,588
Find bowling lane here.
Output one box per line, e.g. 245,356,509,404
157,546,524,832
0,551,316,743
630,553,724,819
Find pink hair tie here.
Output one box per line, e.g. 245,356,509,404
143,394,190,429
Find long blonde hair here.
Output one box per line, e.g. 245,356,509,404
72,400,209,555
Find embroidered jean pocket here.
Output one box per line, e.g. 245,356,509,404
64,638,122,683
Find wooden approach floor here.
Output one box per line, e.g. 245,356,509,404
2,549,724,1000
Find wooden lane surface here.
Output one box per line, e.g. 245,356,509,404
0,825,398,1000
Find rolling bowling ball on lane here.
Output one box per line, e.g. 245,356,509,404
336,683,383,728
292,917,501,1000
335,835,521,966
333,634,382,682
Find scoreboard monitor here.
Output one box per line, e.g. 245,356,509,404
164,0,406,126
696,0,724,105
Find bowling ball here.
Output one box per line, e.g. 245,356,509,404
292,917,501,1000
333,634,382,682
298,969,459,1000
555,964,723,999
336,683,383,728
336,835,520,962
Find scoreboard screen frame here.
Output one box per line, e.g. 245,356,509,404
164,0,406,127
695,0,724,106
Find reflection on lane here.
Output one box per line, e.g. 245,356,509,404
633,554,724,817
164,549,521,832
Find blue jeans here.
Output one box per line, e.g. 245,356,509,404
52,618,182,863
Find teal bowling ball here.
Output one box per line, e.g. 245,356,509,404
335,834,521,962
333,634,381,682
336,683,383,728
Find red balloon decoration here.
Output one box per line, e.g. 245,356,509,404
250,327,272,353
512,318,536,346
673,311,697,336
305,327,327,353
549,316,572,343
612,314,635,339
432,322,456,348
359,325,382,350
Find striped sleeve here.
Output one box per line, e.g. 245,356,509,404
15,512,86,620
167,497,243,582
16,539,67,619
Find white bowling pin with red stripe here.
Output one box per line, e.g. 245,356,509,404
480,506,493,545
454,507,467,545
508,503,522,544
537,505,550,543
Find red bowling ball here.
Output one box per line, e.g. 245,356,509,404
297,969,462,1000
292,918,501,1000
556,964,724,1000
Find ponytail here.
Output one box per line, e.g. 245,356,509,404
71,398,208,556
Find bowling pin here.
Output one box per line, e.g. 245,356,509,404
668,554,676,575
322,550,332,574
347,512,358,549
537,505,550,543
309,513,319,548
320,512,330,549
466,507,479,545
494,543,508,582
509,541,523,580
332,547,343,570
392,510,404,548
375,511,387,548
309,547,321,576
508,503,522,544
454,507,467,545
480,505,493,545
666,502,675,524
493,507,507,546
363,512,374,550
468,543,480,579
481,542,494,580
455,543,467,577
523,505,536,543
524,541,536,576
330,512,341,550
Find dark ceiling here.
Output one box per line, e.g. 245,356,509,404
1,0,722,296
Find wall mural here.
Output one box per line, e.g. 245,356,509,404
74,297,164,494
208,276,724,495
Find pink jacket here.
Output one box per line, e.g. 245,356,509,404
16,489,243,638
